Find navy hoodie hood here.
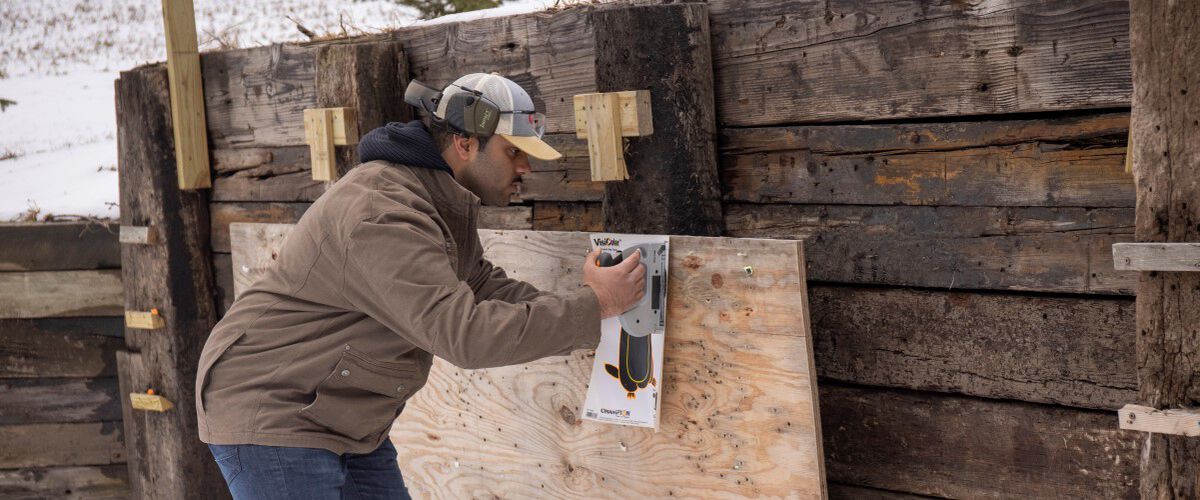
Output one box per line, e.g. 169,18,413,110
357,120,454,177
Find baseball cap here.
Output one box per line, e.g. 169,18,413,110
434,73,562,161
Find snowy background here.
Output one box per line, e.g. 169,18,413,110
0,0,562,221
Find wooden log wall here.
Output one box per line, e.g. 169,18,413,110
191,1,1143,498
0,223,130,498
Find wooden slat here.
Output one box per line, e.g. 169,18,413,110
201,43,318,148
579,92,626,181
0,223,120,272
0,320,123,378
0,465,129,500
821,384,1138,499
725,204,1136,294
210,202,311,253
161,0,211,189
573,90,653,138
118,225,158,245
0,271,123,319
826,483,935,500
1112,242,1200,271
531,201,602,232
811,285,1136,410
1119,404,1200,437
477,206,532,230
1129,0,1200,494
231,225,826,498
0,422,125,468
708,0,1131,125
720,113,1133,207
303,108,338,181
0,378,122,424
228,223,294,298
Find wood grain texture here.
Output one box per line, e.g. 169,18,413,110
1120,405,1200,437
161,0,211,189
1112,242,1200,271
0,271,123,319
517,134,601,202
212,253,234,316
1128,0,1200,495
115,65,228,499
720,113,1133,207
201,43,318,148
810,285,1135,410
229,225,826,498
0,465,129,500
477,206,532,230
210,202,311,253
0,378,122,424
595,4,724,236
0,422,125,469
821,384,1138,499
211,145,350,202
725,203,1135,294
0,319,126,378
228,222,294,298
0,223,120,272
532,202,602,232
708,0,1131,125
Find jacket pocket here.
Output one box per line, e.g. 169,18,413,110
298,347,419,441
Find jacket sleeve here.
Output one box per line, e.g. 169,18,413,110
341,208,601,369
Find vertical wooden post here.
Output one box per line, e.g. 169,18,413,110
115,66,227,499
315,40,411,175
161,0,211,190
593,4,723,236
1129,0,1200,497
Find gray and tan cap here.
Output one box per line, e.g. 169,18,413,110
434,73,562,161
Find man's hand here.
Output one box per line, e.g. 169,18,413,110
583,248,646,319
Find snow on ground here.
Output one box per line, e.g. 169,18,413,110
0,0,564,221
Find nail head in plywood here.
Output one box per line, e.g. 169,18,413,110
1112,242,1200,271
161,0,211,190
130,392,174,412
573,90,653,139
125,310,165,330
579,92,627,182
1119,404,1200,436
119,225,158,245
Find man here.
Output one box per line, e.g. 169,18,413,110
195,73,645,499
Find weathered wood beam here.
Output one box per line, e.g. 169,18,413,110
0,270,124,319
708,0,1131,125
115,65,227,499
315,40,410,166
0,378,122,425
725,204,1135,294
0,422,125,469
531,201,602,232
0,465,130,499
595,4,723,235
0,222,120,272
1128,0,1200,495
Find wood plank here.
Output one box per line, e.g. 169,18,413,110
230,225,826,498
1112,242,1200,271
573,90,653,138
720,113,1133,207
477,206,532,230
0,319,123,378
595,4,724,235
708,0,1131,125
0,423,125,468
118,225,158,245
212,253,234,316
1129,0,1200,495
210,202,311,253
532,201,602,232
826,483,936,500
229,222,294,298
0,222,120,272
161,0,211,189
0,271,123,319
1120,404,1200,437
303,108,338,181
0,465,129,500
810,285,1136,410
211,145,351,202
821,384,1139,499
200,43,318,148
116,64,227,499
725,204,1136,294
0,378,122,424
579,92,626,181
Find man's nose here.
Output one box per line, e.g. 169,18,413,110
515,158,532,175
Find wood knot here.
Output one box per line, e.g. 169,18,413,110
559,405,577,425
711,273,724,289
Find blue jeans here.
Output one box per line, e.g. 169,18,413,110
208,440,412,499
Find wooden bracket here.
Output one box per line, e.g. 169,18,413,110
1119,404,1200,436
1112,242,1200,271
119,225,158,245
130,392,174,412
573,90,652,182
125,309,165,330
303,107,360,182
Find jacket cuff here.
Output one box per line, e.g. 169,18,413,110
569,285,603,349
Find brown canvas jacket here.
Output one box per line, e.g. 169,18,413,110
195,161,601,454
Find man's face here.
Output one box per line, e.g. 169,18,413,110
458,135,532,206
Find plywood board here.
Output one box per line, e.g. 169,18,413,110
229,225,825,498
228,223,295,298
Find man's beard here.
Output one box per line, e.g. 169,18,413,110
460,153,511,207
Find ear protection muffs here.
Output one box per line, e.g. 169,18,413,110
403,80,501,137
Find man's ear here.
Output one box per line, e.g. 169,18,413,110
451,134,477,161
